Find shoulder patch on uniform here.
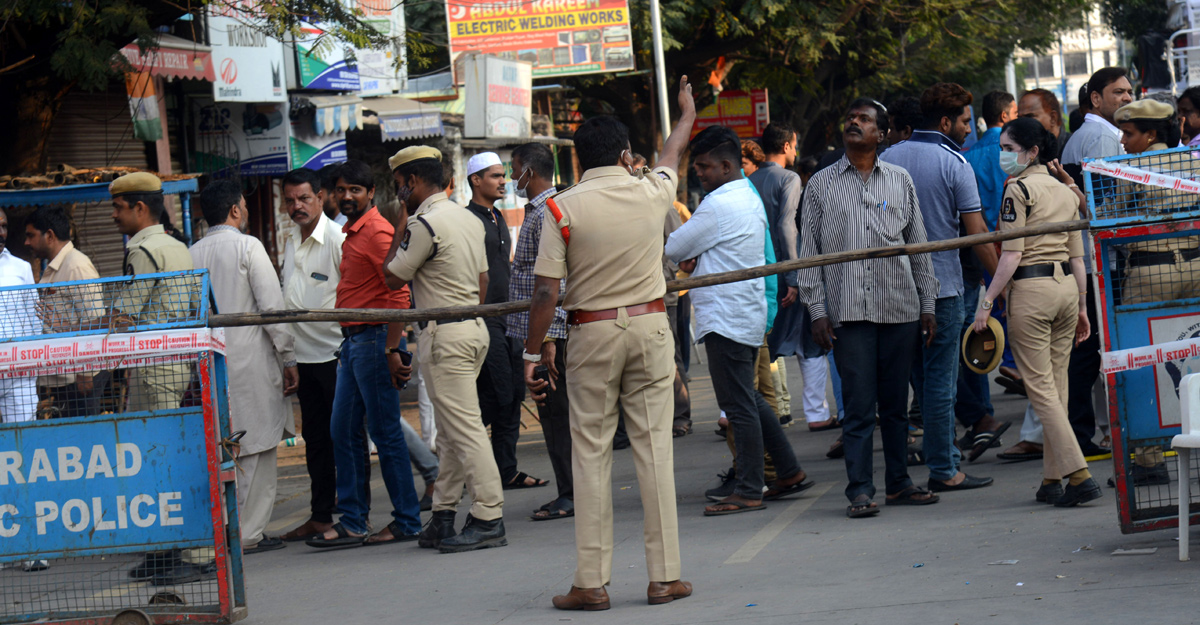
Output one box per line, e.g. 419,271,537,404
399,228,411,251
1001,197,1017,222
938,143,968,164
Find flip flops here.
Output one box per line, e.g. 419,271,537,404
967,422,1012,462
846,497,880,518
364,521,420,546
884,486,939,506
305,523,366,550
763,477,816,501
703,499,767,516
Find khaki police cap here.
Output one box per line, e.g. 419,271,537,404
962,316,1005,375
109,172,163,197
1115,99,1175,123
388,146,442,171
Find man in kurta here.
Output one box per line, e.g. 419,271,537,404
193,180,299,555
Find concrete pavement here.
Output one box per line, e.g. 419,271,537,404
245,360,1200,625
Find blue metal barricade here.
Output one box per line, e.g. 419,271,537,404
0,271,245,624
1084,146,1200,533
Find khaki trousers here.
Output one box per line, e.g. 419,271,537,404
754,341,779,416
127,364,190,412
567,310,680,588
771,358,791,417
236,447,277,547
418,319,504,521
1008,276,1087,480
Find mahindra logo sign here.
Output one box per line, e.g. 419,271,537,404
220,58,238,84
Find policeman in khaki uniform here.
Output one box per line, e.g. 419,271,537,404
108,172,196,414
382,146,506,554
973,118,1101,507
523,76,696,612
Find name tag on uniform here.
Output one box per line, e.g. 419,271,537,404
1001,197,1017,222
311,272,329,281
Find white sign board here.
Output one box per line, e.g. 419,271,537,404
356,0,407,96
1148,313,1200,429
208,5,287,102
463,55,532,139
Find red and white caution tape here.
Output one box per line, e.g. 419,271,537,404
1082,159,1200,195
0,328,225,379
1102,338,1200,374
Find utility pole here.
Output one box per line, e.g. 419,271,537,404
650,0,671,151
1006,57,1017,96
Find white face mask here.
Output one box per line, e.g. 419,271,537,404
998,150,1031,176
513,167,531,199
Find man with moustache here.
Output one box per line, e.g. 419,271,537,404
191,179,298,555
1019,89,1072,158
319,163,348,226
306,160,423,549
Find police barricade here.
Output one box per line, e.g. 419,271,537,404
1084,146,1200,533
0,271,246,624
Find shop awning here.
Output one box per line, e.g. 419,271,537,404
302,95,364,136
364,97,445,141
120,34,214,81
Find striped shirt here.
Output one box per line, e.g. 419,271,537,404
797,154,940,327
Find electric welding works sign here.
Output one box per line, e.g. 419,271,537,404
446,0,635,79
0,414,214,561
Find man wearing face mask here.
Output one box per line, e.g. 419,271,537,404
881,83,999,493
385,146,505,553
191,179,299,555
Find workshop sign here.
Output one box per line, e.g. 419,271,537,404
446,0,635,79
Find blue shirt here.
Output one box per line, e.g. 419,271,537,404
880,130,982,298
963,127,1006,229
665,178,767,348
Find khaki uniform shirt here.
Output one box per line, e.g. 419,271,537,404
535,166,678,311
1120,143,1199,253
999,164,1083,265
282,212,345,363
387,192,488,309
114,225,196,321
38,241,100,387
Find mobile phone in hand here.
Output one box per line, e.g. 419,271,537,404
394,349,413,390
533,364,550,387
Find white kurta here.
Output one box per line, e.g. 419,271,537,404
190,228,296,455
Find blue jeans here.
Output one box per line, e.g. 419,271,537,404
912,296,964,482
330,325,421,535
955,282,993,428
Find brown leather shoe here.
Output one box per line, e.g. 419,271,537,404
647,580,692,605
280,519,333,542
552,586,610,611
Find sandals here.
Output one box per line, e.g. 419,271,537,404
305,522,366,550
365,521,419,546
503,471,549,490
703,498,767,516
885,486,940,506
672,421,692,438
826,437,845,459
846,496,880,518
808,418,841,432
763,475,816,501
967,422,1012,462
531,496,575,521
996,377,1027,396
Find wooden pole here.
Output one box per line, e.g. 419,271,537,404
208,219,1090,328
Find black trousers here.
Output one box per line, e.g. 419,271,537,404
834,321,918,502
1067,279,1101,446
479,328,525,484
297,360,371,523
667,303,691,426
538,338,573,499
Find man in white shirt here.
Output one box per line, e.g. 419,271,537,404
0,207,38,423
665,126,811,517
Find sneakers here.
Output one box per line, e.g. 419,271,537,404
438,515,507,553
705,469,737,502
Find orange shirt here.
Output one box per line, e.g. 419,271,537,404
336,206,410,325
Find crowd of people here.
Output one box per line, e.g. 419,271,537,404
0,66,1192,604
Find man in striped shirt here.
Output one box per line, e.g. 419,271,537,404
798,99,942,517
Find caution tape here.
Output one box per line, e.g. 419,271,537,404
1101,337,1200,374
0,328,226,379
1082,159,1200,195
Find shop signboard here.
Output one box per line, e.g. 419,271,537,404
193,97,290,176
446,0,634,80
295,23,362,91
208,3,287,102
463,55,532,139
356,0,407,95
692,89,770,139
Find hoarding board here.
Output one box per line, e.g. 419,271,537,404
693,89,769,139
193,97,290,176
446,0,634,79
295,24,361,91
208,4,287,102
356,0,407,95
463,55,532,138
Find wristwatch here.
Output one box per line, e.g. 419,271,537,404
981,299,994,311
522,350,543,363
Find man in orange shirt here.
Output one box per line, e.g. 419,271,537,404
307,160,422,549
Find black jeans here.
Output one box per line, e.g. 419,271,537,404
667,303,691,427
833,321,918,502
1067,279,1100,446
479,329,524,484
297,360,371,523
538,338,573,499
704,333,801,499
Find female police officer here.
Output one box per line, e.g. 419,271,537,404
972,117,1101,506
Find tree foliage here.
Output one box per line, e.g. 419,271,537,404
1099,0,1168,41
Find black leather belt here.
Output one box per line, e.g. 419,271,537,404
341,323,383,338
1127,247,1200,268
1013,262,1070,280
417,318,468,331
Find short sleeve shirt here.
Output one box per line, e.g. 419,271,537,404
337,207,411,323
114,225,196,322
534,165,677,311
999,165,1083,265
386,192,488,309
